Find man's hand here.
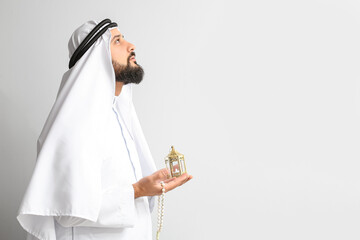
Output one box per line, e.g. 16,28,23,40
132,168,193,198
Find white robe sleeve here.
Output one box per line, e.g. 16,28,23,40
54,184,136,228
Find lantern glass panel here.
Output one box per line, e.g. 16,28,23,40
171,160,180,177
180,158,186,173
165,159,170,175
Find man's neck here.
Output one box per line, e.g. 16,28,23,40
115,82,124,96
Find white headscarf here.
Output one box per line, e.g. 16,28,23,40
16,20,157,240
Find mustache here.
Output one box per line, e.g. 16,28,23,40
128,52,136,61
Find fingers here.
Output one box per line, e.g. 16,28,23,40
163,177,176,183
160,168,170,178
185,175,193,183
163,173,192,192
178,173,192,186
153,168,170,181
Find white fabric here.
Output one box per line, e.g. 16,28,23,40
52,96,153,239
16,20,157,240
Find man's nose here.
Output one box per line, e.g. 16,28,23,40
127,41,136,52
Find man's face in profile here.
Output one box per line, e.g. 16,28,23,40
110,28,144,84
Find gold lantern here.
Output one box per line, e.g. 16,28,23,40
165,146,187,178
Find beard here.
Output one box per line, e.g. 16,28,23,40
112,53,144,85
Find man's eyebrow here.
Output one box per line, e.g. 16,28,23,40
111,34,122,42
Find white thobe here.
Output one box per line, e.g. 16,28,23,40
50,95,153,240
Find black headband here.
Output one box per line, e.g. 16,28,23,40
68,18,118,69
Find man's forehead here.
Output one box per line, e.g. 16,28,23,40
110,28,121,36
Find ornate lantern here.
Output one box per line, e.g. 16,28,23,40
165,146,187,178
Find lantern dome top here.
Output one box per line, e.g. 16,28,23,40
167,146,184,158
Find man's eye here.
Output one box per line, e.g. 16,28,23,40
115,39,120,43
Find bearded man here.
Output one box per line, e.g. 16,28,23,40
16,19,192,240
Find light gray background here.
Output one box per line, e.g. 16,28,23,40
1,0,359,239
